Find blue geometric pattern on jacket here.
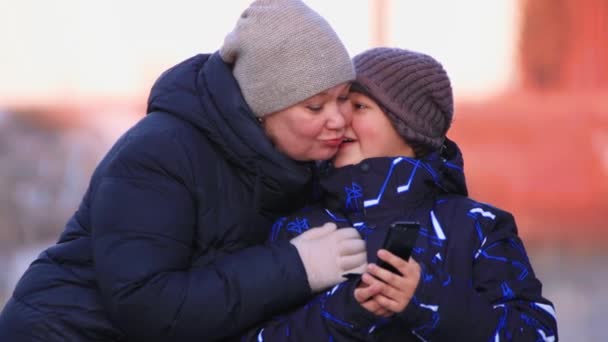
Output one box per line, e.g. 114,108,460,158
286,217,310,235
362,157,423,208
345,182,363,211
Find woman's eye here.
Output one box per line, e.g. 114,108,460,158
307,105,323,112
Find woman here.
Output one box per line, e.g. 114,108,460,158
0,1,367,341
239,47,558,341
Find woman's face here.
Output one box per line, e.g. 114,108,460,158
333,92,414,168
263,83,352,161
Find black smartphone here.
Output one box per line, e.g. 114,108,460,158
376,221,421,275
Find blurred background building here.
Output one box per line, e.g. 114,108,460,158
1,0,606,339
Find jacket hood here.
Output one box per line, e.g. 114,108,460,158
436,138,468,196
146,53,313,215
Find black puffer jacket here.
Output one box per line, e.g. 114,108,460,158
0,53,315,341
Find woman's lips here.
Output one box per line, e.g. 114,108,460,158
323,138,344,147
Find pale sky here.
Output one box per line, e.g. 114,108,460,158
0,0,517,105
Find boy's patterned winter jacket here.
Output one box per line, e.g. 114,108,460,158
239,140,558,341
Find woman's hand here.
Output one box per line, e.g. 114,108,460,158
291,223,367,292
353,249,421,317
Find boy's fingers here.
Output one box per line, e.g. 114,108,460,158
367,263,402,287
374,293,402,313
354,281,383,303
378,249,409,273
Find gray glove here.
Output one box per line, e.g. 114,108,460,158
290,222,367,293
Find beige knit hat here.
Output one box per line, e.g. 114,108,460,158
220,0,355,117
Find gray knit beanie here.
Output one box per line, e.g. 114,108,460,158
352,47,453,155
220,0,355,117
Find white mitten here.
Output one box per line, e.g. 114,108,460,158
290,222,367,292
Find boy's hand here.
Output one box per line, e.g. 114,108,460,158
354,249,421,316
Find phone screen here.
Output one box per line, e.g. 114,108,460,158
376,221,421,275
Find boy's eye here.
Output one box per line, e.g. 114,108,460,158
307,105,323,112
353,102,366,110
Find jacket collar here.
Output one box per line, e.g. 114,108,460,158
320,139,468,222
321,157,437,221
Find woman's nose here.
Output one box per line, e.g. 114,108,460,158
344,99,355,124
329,101,352,129
326,106,347,130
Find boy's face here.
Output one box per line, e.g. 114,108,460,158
333,92,414,168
